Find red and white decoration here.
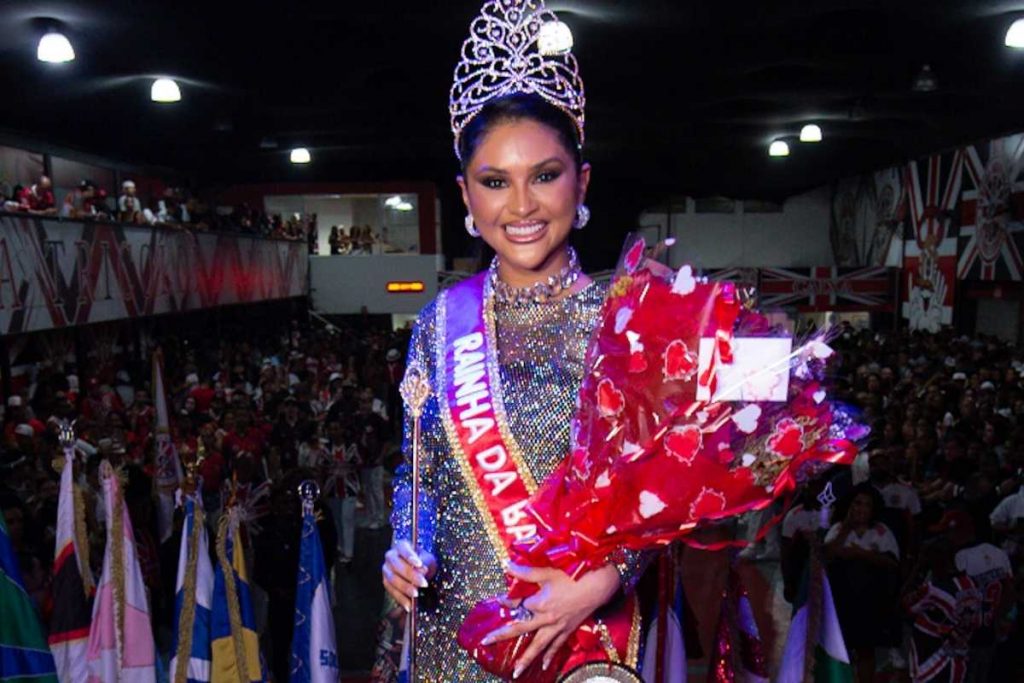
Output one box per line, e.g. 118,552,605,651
0,215,308,334
958,134,1024,281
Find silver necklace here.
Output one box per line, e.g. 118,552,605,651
488,247,583,306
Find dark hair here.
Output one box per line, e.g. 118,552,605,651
836,483,885,527
458,92,582,170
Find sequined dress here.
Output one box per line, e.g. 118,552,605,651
390,280,644,682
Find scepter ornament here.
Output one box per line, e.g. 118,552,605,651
399,360,431,682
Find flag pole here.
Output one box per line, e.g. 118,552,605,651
399,362,431,682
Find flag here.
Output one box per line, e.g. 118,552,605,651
49,441,94,683
642,563,687,683
708,566,768,683
154,350,182,543
0,513,58,683
211,510,265,683
641,597,686,683
86,461,157,683
778,564,853,683
170,494,214,683
289,497,339,683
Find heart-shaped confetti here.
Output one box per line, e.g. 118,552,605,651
596,378,625,419
664,425,702,466
813,389,827,404
766,417,803,458
688,486,727,521
595,470,611,488
663,339,698,382
731,404,762,434
741,453,757,467
671,264,697,296
639,490,667,519
625,331,648,373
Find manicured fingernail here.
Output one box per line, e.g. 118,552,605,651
542,658,550,671
481,635,494,646
416,575,428,588
513,665,523,679
411,588,419,599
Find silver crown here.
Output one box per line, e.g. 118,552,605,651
450,0,586,160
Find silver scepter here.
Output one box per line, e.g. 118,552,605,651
399,361,431,682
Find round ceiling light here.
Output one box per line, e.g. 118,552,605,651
538,20,573,56
1006,18,1024,48
151,78,181,103
768,140,790,157
290,148,312,164
37,32,75,63
799,124,823,143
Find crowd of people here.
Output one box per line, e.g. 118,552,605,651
1,173,315,244
2,303,1024,682
756,325,1023,683
328,224,379,255
0,312,408,681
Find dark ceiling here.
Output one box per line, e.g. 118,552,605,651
3,1,1024,260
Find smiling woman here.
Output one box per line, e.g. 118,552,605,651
378,1,648,681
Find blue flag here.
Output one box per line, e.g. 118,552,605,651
289,501,338,683
170,496,213,683
0,514,58,683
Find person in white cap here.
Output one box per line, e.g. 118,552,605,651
118,179,142,223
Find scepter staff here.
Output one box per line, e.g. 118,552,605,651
399,361,431,682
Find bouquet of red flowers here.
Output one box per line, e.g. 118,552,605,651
458,237,861,679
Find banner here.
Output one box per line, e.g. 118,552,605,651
0,215,309,334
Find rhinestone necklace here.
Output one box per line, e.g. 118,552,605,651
489,247,583,306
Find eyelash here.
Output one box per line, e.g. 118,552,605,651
480,170,561,189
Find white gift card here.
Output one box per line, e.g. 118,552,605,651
696,337,792,402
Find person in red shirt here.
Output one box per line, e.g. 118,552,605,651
221,408,267,473
11,175,56,214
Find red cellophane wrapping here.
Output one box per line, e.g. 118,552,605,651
457,237,858,680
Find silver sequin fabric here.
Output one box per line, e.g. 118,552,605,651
391,280,644,682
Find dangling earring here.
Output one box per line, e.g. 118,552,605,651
464,214,480,237
573,204,591,230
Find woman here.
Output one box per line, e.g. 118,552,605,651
381,1,644,679
824,484,902,683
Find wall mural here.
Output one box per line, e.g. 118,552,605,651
0,214,309,335
832,130,1024,331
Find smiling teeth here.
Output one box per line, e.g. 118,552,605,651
505,222,545,237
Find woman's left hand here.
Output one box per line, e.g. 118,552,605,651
480,561,620,678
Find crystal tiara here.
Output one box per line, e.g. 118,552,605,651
449,0,586,161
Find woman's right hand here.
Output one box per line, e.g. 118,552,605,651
382,539,437,611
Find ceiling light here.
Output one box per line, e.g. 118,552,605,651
1006,19,1024,48
799,124,822,143
912,64,937,93
395,201,415,212
290,148,311,164
538,20,573,55
384,195,403,208
151,78,181,103
768,140,790,157
37,32,75,63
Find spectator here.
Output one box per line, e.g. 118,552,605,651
62,179,101,220
4,174,56,214
934,507,1016,682
118,179,144,223
825,484,902,683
